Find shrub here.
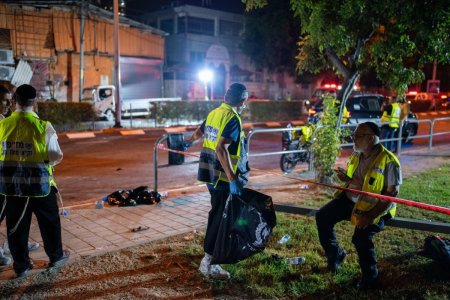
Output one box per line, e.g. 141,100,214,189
37,102,96,131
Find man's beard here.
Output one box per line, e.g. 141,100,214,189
354,142,368,153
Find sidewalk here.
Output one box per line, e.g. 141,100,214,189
0,136,449,280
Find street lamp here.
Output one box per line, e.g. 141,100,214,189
198,69,213,100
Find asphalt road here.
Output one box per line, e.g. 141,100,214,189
56,112,450,207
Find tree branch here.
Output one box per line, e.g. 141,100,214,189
325,45,350,78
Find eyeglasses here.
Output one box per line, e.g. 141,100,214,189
351,133,374,140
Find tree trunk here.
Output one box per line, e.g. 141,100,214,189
336,71,359,128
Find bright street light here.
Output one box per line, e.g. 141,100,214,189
198,69,213,100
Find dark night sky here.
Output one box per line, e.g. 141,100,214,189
126,0,246,17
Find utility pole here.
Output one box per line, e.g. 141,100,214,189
79,0,85,102
113,0,122,127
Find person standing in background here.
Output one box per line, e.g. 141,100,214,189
1,84,69,278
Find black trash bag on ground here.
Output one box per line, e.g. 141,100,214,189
211,188,277,265
107,190,136,207
129,186,161,205
417,235,450,265
107,186,162,206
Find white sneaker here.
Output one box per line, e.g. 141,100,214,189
0,248,11,267
3,240,40,255
209,264,230,280
198,254,212,276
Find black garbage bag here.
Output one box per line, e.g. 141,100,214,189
107,190,136,207
417,235,450,265
107,186,161,206
211,188,277,264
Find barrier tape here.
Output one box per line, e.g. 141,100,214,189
156,145,450,216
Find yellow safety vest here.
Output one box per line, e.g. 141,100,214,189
342,106,350,124
292,125,313,143
346,145,400,225
197,103,244,186
0,112,54,197
381,102,401,128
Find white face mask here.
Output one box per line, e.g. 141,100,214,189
236,103,246,115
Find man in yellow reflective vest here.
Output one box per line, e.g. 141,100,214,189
292,125,313,144
186,83,250,280
315,122,402,291
0,84,69,278
0,84,40,268
380,96,401,151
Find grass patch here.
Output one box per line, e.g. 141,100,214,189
185,164,450,298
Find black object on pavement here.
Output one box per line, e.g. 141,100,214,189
211,188,277,264
107,186,161,206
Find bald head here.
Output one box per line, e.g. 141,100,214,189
353,122,380,152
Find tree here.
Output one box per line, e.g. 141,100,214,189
240,0,300,75
244,0,450,127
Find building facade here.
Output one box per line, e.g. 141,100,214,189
0,1,165,102
144,4,310,100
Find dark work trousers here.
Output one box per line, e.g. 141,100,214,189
316,193,386,280
5,187,64,274
381,125,398,151
203,187,229,255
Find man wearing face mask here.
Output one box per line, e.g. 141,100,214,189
185,83,249,279
315,121,402,291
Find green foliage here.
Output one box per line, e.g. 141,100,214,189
37,102,96,131
152,100,305,125
244,0,450,97
309,95,344,182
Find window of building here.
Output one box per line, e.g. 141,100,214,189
219,20,243,36
178,17,186,33
190,51,205,63
189,17,214,35
160,19,173,34
0,29,12,49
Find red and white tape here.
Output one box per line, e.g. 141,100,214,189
156,145,450,216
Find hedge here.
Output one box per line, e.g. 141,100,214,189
33,100,305,132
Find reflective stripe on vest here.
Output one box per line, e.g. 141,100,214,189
0,112,52,197
197,103,243,186
381,102,401,128
346,145,400,224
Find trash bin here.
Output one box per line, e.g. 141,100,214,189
167,133,185,165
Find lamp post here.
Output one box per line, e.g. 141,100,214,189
198,69,213,100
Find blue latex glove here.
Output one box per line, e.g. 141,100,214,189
229,180,243,196
183,141,193,151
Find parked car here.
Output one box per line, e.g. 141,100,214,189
308,94,418,143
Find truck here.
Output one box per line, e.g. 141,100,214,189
81,85,181,121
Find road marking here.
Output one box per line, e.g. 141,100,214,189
66,132,96,139
266,122,282,127
120,129,146,135
291,121,305,126
165,127,187,133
